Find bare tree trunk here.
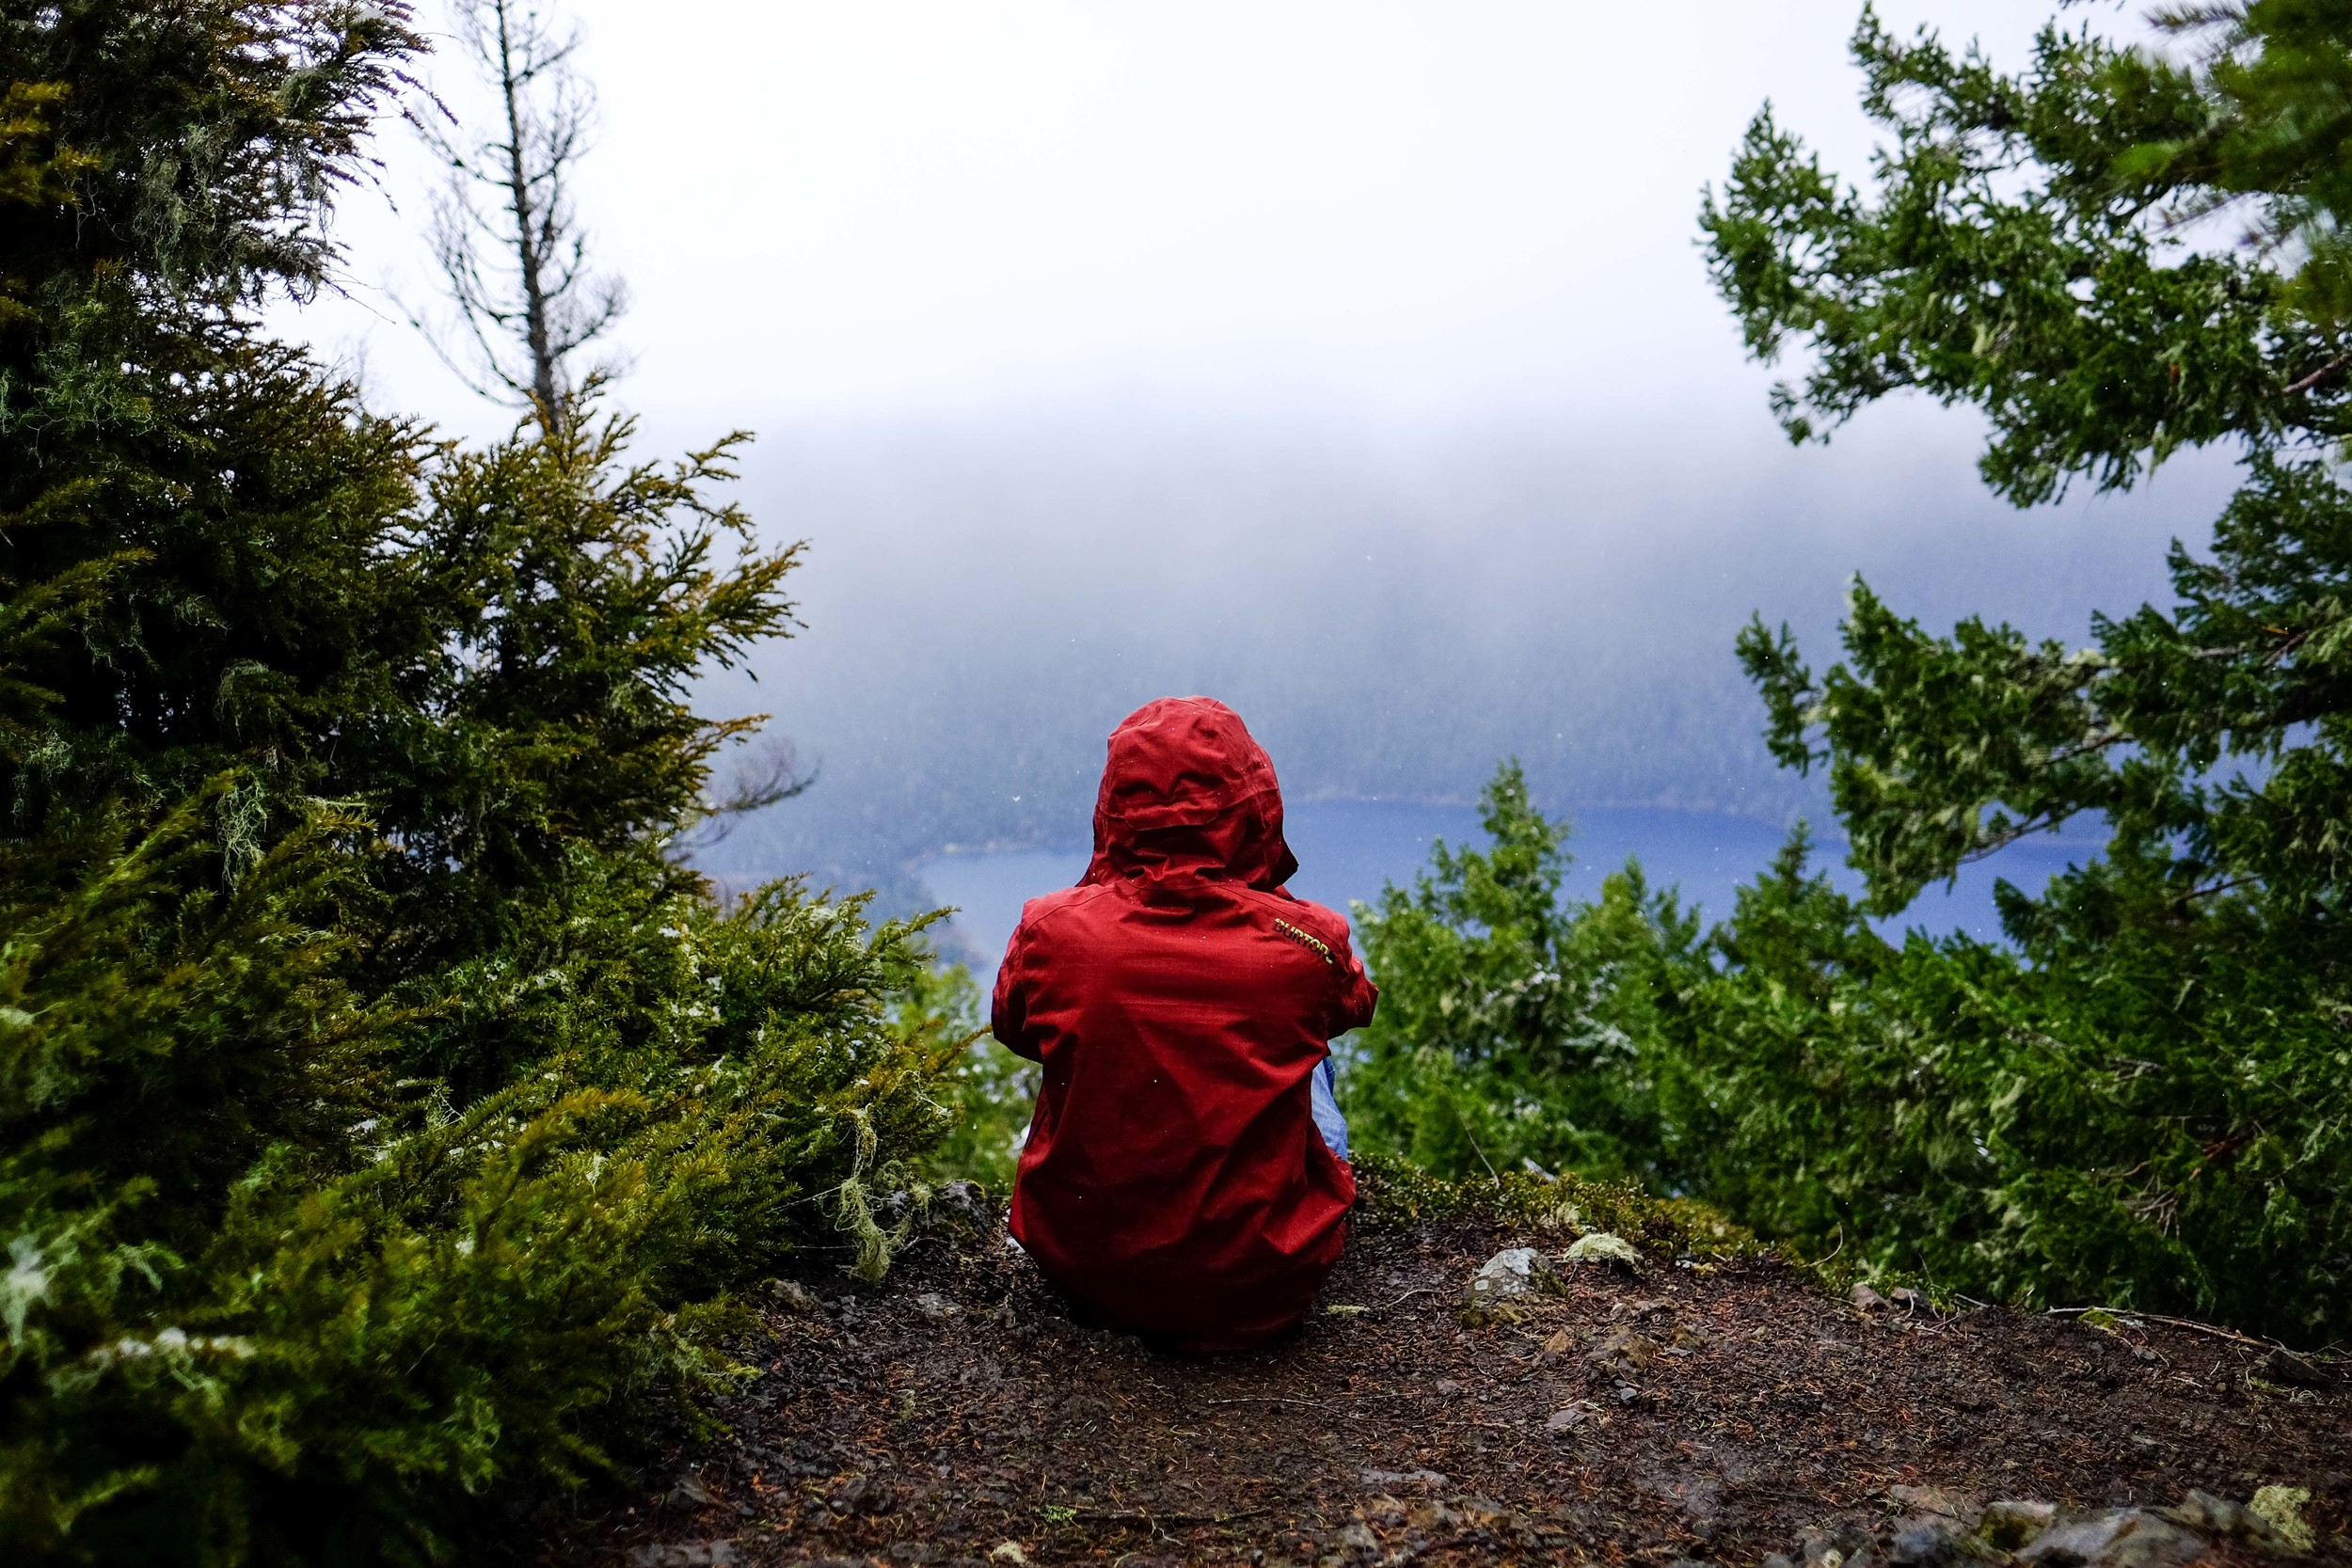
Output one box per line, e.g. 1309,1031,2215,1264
407,0,627,429
490,0,561,422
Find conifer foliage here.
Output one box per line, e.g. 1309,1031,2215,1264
1340,764,1689,1186
1350,3,2352,1346
1,7,962,1562
1696,0,2352,1338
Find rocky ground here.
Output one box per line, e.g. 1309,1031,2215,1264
536,1200,2349,1567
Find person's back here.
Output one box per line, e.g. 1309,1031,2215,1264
992,697,1376,1353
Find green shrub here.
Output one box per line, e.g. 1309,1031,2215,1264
0,803,966,1564
1344,768,2352,1344
1339,764,1693,1186
1645,832,2352,1341
911,964,1036,1193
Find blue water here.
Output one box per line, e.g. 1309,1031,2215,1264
917,800,2102,986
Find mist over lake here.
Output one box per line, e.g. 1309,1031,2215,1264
687,402,2236,951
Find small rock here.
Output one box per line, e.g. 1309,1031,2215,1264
915,1291,959,1319
2261,1349,2334,1389
1359,1467,1448,1492
2015,1509,2205,1567
829,1474,893,1514
1979,1500,2058,1548
1884,1523,1968,1566
1458,1247,1564,1323
1850,1283,1888,1311
1587,1327,1659,1375
988,1544,1029,1566
766,1278,819,1313
2249,1485,2315,1553
627,1544,737,1568
1565,1231,1642,1269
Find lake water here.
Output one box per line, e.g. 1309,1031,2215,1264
917,800,2099,986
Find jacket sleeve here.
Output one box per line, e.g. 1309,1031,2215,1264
990,917,1042,1062
1279,896,1377,1040
1326,925,1378,1040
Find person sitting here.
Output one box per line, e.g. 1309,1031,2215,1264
991,696,1376,1353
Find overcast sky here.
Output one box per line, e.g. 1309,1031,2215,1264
301,0,2115,439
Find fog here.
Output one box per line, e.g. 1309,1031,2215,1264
278,1,2232,910
686,404,2233,901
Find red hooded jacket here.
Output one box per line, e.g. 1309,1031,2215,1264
992,698,1377,1352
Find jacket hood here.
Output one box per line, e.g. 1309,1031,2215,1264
1083,697,1297,891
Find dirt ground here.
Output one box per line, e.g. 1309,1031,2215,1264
544,1211,2351,1566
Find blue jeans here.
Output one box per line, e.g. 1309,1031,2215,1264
1311,1057,1350,1161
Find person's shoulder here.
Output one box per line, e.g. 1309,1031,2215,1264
1010,880,1118,942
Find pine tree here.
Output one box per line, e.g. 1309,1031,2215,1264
1349,4,2352,1340
1684,0,2352,1338
0,8,965,1560
1340,763,1690,1185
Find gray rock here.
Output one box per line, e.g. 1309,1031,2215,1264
627,1543,737,1568
2015,1509,2206,1568
1587,1327,1660,1375
1980,1500,2059,1549
1359,1466,1448,1492
2260,1349,2332,1389
766,1278,819,1314
829,1473,894,1514
1457,1247,1564,1322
